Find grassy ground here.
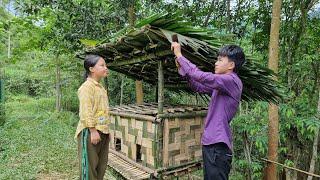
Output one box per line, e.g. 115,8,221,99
0,95,120,179
0,95,244,179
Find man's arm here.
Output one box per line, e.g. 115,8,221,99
171,42,237,95
186,76,213,95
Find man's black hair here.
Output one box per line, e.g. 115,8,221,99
218,45,246,73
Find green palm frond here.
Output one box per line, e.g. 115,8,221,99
83,12,282,103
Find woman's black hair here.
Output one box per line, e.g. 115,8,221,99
84,54,102,79
218,45,246,73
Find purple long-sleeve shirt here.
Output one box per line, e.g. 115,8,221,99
177,56,243,151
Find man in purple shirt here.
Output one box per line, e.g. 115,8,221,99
171,42,245,180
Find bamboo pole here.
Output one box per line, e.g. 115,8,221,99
261,158,320,178
109,149,155,174
156,59,165,170
162,119,169,167
162,162,202,178
157,159,203,173
158,59,164,114
107,50,172,67
154,119,163,169
157,111,207,119
109,111,155,122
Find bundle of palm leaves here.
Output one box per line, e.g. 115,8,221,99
84,13,281,103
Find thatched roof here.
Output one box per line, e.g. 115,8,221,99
82,13,281,103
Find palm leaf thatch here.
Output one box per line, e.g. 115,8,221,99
82,13,281,103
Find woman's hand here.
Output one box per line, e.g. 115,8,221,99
89,128,101,145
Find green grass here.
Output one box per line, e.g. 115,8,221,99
0,96,78,179
0,95,121,179
0,95,246,179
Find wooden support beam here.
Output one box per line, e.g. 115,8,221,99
157,111,208,119
108,50,172,67
135,80,144,104
158,59,164,114
109,111,156,122
162,119,169,167
156,159,203,173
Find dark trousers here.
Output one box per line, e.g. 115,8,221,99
202,143,232,180
77,131,110,180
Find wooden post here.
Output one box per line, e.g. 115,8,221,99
135,80,143,104
163,119,169,167
307,88,320,180
157,59,165,169
120,75,124,105
158,59,164,114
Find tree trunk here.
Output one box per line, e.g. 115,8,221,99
203,0,215,27
226,0,231,32
135,80,143,105
55,54,61,112
128,3,136,28
243,131,253,180
158,60,164,114
7,29,11,59
293,148,300,180
0,67,4,126
285,148,300,180
307,88,320,180
266,0,282,179
286,1,316,93
120,75,124,105
128,1,144,104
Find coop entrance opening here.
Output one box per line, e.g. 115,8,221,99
115,138,121,151
136,144,142,162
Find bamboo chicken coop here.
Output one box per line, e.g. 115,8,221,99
81,13,280,179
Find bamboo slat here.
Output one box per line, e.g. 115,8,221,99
110,103,208,116
108,150,154,180
163,119,169,167
158,59,164,114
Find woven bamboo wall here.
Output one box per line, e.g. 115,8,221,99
162,116,204,167
109,114,157,169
